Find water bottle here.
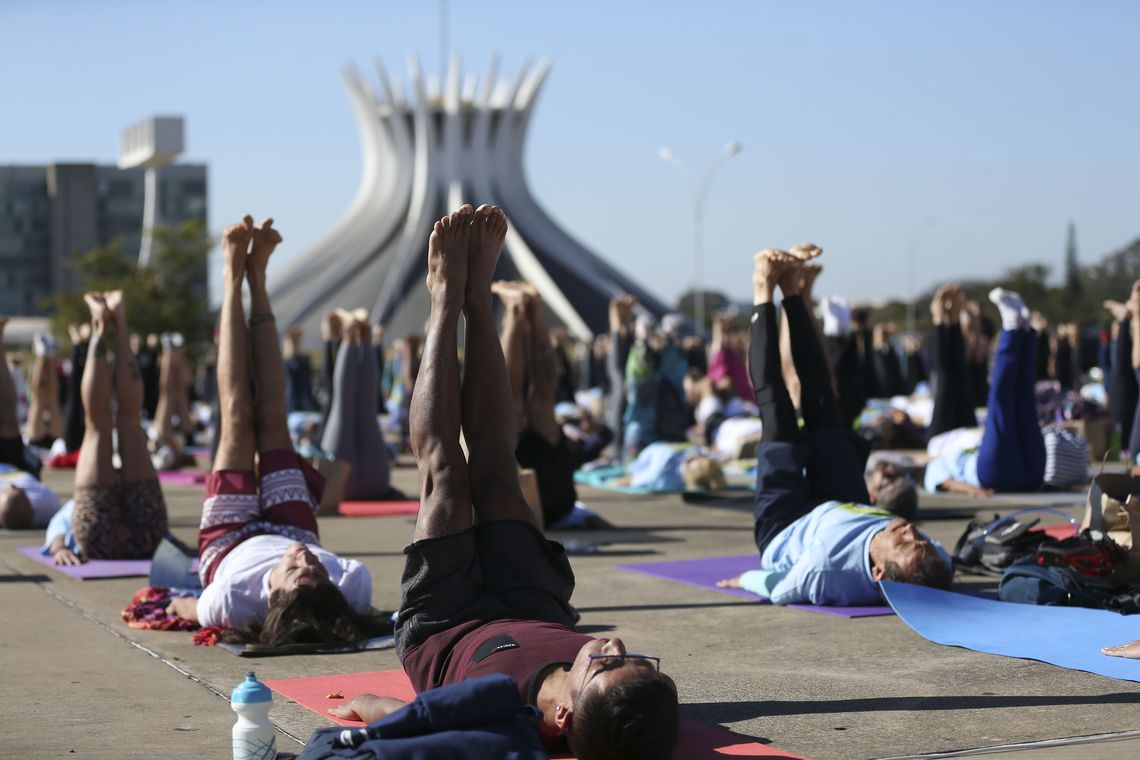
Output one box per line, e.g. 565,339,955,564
231,671,276,760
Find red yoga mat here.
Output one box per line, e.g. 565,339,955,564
265,668,803,758
337,500,420,517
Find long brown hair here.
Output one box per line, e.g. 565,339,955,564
219,584,373,647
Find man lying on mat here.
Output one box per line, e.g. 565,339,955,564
922,287,1051,497
328,205,679,760
718,249,952,606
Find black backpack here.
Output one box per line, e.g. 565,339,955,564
953,510,1072,576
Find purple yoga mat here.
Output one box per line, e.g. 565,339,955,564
158,470,207,488
15,546,198,580
614,554,896,618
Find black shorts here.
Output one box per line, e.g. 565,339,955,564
515,428,578,527
394,520,576,657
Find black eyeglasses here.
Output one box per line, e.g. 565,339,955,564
579,653,661,693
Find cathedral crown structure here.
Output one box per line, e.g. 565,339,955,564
270,55,667,343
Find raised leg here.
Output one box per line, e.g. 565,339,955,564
523,287,563,446
320,320,360,466
462,207,538,528
749,250,799,445
75,296,116,489
105,291,156,484
246,218,292,453
411,206,474,541
214,218,256,473
493,281,531,443
353,317,392,497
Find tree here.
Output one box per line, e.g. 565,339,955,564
51,220,215,355
1064,221,1082,295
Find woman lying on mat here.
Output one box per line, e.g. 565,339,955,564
46,291,169,565
923,288,1057,497
164,217,373,647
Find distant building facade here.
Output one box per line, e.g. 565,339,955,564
0,162,207,316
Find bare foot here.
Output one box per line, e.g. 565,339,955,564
425,206,471,307
248,218,283,280
466,204,504,307
1102,640,1140,659
491,280,530,309
222,216,254,281
715,574,743,589
798,262,823,299
83,292,109,336
753,248,797,305
788,242,822,261
103,290,125,330
1030,311,1049,333
66,323,80,345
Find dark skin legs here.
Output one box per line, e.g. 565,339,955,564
409,204,474,543
331,204,535,723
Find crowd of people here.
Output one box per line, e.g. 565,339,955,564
5,202,1140,758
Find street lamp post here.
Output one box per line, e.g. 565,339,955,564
659,141,742,334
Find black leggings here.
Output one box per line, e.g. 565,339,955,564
749,295,839,444
62,340,87,453
928,324,977,438
1110,320,1138,450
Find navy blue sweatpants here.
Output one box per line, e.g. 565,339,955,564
976,328,1046,492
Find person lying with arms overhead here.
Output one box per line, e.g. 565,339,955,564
327,204,679,760
718,248,952,606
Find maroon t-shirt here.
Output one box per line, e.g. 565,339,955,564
402,618,594,704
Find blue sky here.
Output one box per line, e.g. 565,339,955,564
2,0,1137,307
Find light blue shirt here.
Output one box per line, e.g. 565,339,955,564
924,448,981,492
627,442,696,491
753,501,951,606
42,499,76,554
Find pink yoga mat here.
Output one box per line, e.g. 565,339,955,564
266,668,801,758
615,555,896,618
337,500,420,518
15,545,197,580
157,470,207,488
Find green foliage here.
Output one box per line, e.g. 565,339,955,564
878,237,1140,333
51,221,215,354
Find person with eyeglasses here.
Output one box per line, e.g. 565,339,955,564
328,205,679,760
717,249,952,605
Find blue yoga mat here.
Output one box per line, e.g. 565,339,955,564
881,580,1140,683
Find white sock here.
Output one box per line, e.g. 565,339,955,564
989,287,1026,331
